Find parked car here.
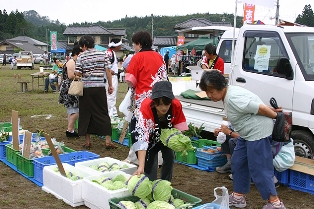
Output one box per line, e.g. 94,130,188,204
0,54,3,64
33,54,44,64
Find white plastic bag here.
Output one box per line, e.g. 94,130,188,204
119,88,132,117
211,186,229,209
273,138,295,172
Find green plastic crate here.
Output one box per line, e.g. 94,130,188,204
16,153,34,177
5,144,20,166
176,149,197,164
111,128,120,141
193,139,221,148
109,188,202,209
0,122,12,132
127,133,132,147
41,146,75,156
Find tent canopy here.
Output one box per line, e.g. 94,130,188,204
51,48,66,53
95,44,107,51
176,36,219,51
159,46,176,58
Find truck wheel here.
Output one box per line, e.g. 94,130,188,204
17,66,21,69
291,130,314,158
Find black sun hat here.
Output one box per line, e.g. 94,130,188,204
151,81,175,100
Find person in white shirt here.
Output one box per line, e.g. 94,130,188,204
10,56,17,70
105,38,122,117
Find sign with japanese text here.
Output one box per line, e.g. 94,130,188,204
50,31,58,50
177,36,185,46
243,3,255,25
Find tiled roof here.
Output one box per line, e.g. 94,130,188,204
174,18,231,29
153,36,177,46
8,36,47,46
63,25,126,36
5,40,45,54
106,28,126,36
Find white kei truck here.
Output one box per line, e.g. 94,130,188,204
16,51,34,69
174,24,314,158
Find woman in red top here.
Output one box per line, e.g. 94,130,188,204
132,81,188,181
201,43,225,74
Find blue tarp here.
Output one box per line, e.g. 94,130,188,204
95,45,107,51
50,49,66,53
159,46,177,59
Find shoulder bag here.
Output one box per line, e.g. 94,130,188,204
68,78,83,96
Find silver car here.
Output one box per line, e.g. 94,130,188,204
33,54,44,64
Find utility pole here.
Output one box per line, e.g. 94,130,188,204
275,0,280,25
46,28,49,52
151,14,154,40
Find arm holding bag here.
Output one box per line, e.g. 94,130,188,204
68,79,83,96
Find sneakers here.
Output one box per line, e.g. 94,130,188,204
275,181,280,188
229,193,247,208
216,162,231,173
262,201,286,209
66,130,79,138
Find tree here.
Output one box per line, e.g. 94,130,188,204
295,4,314,27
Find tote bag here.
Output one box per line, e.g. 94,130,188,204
68,79,83,96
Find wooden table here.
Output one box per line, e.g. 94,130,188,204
30,72,50,90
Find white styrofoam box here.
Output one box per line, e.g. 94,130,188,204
82,171,131,209
42,163,92,207
75,157,137,176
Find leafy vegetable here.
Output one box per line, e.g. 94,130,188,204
183,122,205,138
152,179,172,201
127,174,152,199
160,128,195,154
147,200,175,209
135,198,151,209
118,201,137,209
171,198,185,208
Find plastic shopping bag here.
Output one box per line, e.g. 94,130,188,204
119,88,132,117
273,138,295,172
211,186,229,209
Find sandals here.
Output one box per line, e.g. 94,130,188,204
82,143,91,150
105,142,118,149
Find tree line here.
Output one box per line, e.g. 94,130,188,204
0,4,313,44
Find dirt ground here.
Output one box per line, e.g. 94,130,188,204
1,132,314,209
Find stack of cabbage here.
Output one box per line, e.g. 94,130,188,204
53,168,82,181
92,174,127,190
160,128,195,154
120,174,192,209
89,162,129,172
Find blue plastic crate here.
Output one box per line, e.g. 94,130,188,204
196,148,224,160
197,156,227,170
289,170,314,194
0,141,11,159
33,151,99,184
274,169,289,186
193,203,230,209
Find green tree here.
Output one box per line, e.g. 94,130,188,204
295,4,314,27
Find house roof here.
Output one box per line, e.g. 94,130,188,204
63,25,126,36
153,36,177,46
8,36,47,46
5,40,45,54
174,18,231,30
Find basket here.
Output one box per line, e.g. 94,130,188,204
33,151,99,184
5,144,20,166
111,128,120,141
176,149,197,164
0,141,11,159
289,170,314,194
196,147,223,160
274,169,289,186
193,139,221,148
193,203,230,209
16,153,34,177
0,122,12,132
109,188,202,209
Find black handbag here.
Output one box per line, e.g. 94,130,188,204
270,97,292,142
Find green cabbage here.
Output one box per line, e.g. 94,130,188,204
160,128,195,154
135,198,151,209
118,201,137,209
172,198,185,207
113,174,127,183
147,200,175,209
112,181,127,190
127,174,152,199
152,179,172,201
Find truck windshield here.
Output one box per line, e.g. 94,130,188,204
286,33,314,81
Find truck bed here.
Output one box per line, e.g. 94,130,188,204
176,95,225,132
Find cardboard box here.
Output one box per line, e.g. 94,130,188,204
289,156,314,175
42,163,92,207
82,171,131,209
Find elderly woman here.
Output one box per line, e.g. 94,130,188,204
75,35,117,149
199,70,285,209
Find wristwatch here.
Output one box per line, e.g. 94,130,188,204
228,131,233,136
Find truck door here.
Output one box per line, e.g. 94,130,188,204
232,30,294,110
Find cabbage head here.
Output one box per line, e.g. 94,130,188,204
152,179,172,201
171,198,185,208
147,200,175,209
112,181,127,190
118,201,137,209
135,198,150,209
160,128,195,154
127,174,152,199
113,174,127,183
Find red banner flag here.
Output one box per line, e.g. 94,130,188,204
243,3,255,25
177,36,185,46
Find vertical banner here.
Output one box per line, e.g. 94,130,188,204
177,36,185,46
243,3,255,25
50,31,58,50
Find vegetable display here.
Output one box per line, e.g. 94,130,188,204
89,162,129,172
53,168,83,181
127,174,152,199
92,174,127,190
160,128,195,154
152,179,172,201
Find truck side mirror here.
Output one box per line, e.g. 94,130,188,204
276,58,293,80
